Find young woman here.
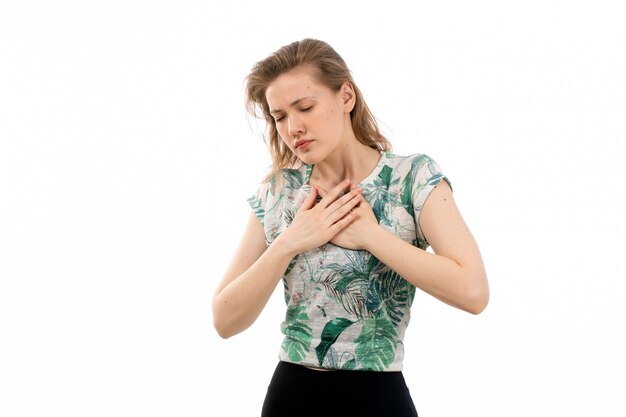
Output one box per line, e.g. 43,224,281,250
213,39,489,417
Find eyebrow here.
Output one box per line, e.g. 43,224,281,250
269,96,314,115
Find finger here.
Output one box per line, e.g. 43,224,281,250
327,193,362,223
328,209,357,235
299,186,318,211
325,186,363,215
356,195,372,210
317,179,352,208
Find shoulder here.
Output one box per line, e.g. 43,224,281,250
383,151,443,177
250,162,308,195
384,151,453,199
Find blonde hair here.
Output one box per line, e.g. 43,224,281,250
245,39,391,182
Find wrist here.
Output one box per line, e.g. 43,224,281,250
272,231,300,259
362,223,387,253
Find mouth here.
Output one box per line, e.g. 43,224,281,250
295,139,313,150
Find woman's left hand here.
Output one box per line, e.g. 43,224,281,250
316,185,379,250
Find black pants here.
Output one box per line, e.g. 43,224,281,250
261,361,418,417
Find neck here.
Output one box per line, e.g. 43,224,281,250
309,138,382,188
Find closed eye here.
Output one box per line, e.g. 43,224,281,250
273,106,312,123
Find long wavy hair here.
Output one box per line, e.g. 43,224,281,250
245,39,392,182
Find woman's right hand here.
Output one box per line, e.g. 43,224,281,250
276,179,363,256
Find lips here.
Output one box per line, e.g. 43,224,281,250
295,139,313,149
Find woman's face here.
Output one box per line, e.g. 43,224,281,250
265,65,355,165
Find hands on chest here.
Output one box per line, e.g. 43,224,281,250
314,182,380,251
280,179,379,254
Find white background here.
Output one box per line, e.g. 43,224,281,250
1,1,625,416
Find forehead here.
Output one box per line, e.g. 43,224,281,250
265,66,327,109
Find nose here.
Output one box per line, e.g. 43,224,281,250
287,115,305,137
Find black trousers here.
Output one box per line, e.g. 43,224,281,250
261,361,418,417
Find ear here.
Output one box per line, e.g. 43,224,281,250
341,81,356,113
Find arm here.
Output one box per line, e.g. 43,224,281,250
212,212,296,339
363,180,489,314
212,181,364,338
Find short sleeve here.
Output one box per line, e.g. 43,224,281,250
411,154,453,248
247,180,271,226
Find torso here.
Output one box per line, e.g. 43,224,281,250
247,151,451,371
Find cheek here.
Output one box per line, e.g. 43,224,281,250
327,105,344,125
275,124,289,140
321,108,333,125
324,109,341,131
277,131,294,150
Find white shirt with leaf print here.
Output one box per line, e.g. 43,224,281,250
247,151,453,371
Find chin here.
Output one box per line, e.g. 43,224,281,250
298,157,314,166
298,149,329,166
295,152,317,165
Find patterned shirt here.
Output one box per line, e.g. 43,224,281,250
247,151,452,371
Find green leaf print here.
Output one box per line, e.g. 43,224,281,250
426,172,446,187
284,254,299,276
401,154,432,215
327,250,385,279
342,358,356,370
407,284,416,307
365,164,400,225
365,269,409,326
283,207,296,226
378,165,393,187
281,305,312,362
319,273,369,319
322,250,387,318
324,347,339,368
354,316,399,371
321,347,357,370
283,169,304,189
314,318,355,366
411,154,433,175
411,154,451,199
400,174,413,215
282,279,290,304
247,195,265,224
366,254,382,274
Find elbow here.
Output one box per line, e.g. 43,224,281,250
212,292,255,339
213,315,240,339
467,295,489,315
214,319,248,339
212,297,235,339
214,325,234,340
464,275,490,315
213,315,233,339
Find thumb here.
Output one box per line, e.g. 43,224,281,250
299,186,318,211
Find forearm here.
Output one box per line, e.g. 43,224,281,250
363,225,488,314
213,236,296,338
